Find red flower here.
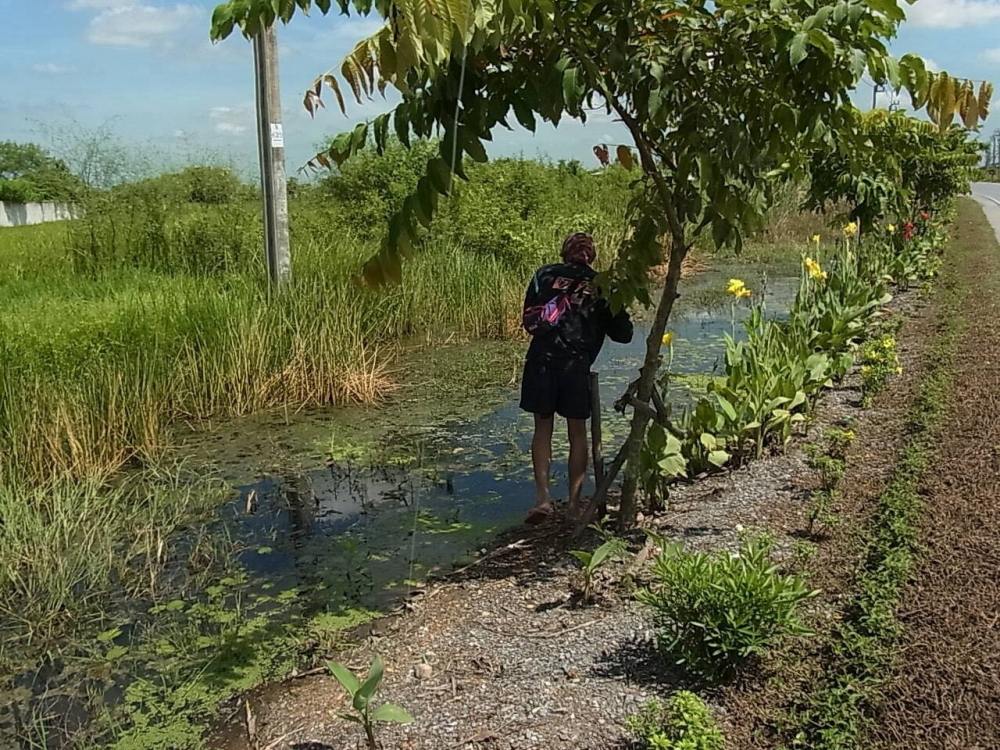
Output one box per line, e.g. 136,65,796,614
902,221,916,240
919,210,930,221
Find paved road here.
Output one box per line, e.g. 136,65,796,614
971,182,1000,240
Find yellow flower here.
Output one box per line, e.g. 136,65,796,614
726,278,749,297
737,287,752,299
843,221,859,237
662,331,674,347
804,256,828,281
811,234,821,245
887,223,896,234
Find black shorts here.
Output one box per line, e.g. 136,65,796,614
519,355,592,420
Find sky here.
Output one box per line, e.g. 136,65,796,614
1,0,999,178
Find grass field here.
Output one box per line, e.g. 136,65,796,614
0,156,823,748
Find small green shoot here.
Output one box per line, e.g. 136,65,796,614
327,655,413,749
569,536,626,602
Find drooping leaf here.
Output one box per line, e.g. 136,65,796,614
616,145,635,170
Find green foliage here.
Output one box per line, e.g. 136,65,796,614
823,426,856,459
807,110,983,228
626,692,724,750
806,444,845,492
639,226,921,503
568,536,626,602
0,140,83,201
639,536,817,681
859,334,902,406
0,177,43,203
322,139,438,235
328,655,413,750
179,165,245,204
210,0,953,293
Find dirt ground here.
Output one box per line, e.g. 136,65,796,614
208,200,999,750
864,200,1000,749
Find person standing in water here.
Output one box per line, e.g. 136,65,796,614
519,232,633,524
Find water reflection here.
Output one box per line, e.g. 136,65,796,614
224,269,800,614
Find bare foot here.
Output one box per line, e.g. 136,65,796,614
525,502,555,525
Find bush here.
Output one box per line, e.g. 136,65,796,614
859,334,901,405
180,166,244,204
626,692,724,750
322,139,438,234
639,536,817,680
0,178,42,203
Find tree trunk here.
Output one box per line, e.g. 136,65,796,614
615,238,688,530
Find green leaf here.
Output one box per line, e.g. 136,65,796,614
569,550,593,567
657,454,687,478
789,32,809,66
97,627,121,643
708,450,730,468
327,661,361,696
427,158,452,194
512,97,536,132
462,131,488,163
370,703,414,724
589,539,621,569
353,655,385,710
562,67,581,111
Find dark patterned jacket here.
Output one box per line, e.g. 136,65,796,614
522,262,633,364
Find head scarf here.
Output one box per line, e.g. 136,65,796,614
561,232,596,266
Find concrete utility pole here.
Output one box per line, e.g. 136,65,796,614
253,24,291,287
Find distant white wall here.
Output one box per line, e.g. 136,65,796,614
0,202,76,228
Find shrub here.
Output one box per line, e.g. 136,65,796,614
859,334,902,405
322,139,438,234
0,177,42,203
639,536,817,680
626,692,724,750
179,166,244,204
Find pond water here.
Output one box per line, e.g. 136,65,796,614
223,268,800,619
1,267,800,748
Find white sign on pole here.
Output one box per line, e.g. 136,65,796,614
269,123,284,148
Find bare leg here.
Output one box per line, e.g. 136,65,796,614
531,414,555,511
567,417,589,515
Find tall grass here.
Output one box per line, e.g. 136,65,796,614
0,470,226,650
0,156,630,485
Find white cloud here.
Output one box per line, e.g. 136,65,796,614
32,63,74,74
906,0,1000,28
71,2,199,47
923,58,941,72
985,49,1000,63
210,105,253,136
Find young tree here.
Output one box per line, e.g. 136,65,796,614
211,0,988,528
808,109,984,228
